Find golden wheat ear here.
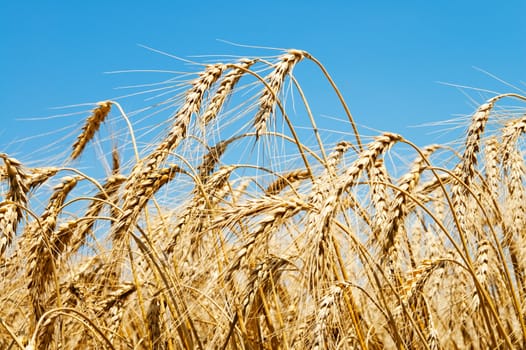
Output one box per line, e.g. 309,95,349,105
254,50,305,139
71,101,112,160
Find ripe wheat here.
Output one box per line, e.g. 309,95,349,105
1,49,525,349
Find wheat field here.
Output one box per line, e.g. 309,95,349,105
1,49,525,349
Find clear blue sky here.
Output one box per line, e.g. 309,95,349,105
1,1,524,160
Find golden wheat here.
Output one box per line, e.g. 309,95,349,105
1,49,525,349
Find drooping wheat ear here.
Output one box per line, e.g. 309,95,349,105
370,158,391,240
1,155,29,203
484,137,500,198
68,174,126,255
112,164,183,245
107,165,182,294
202,59,255,125
324,141,353,175
265,169,309,195
197,138,236,182
503,148,526,293
26,176,79,335
116,64,226,248
146,297,162,350
337,133,402,198
225,196,307,279
303,181,333,294
452,100,495,241
312,285,342,350
0,155,30,256
500,115,526,164
240,257,288,334
71,101,112,160
165,165,233,257
471,239,490,311
0,204,19,257
458,100,496,186
399,258,445,307
380,145,439,271
152,63,226,165
254,50,305,139
314,133,402,242
301,143,353,293
499,118,526,246
301,134,401,295
27,167,59,190
308,141,352,220
117,64,225,227
96,283,136,343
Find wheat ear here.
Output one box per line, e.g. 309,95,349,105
202,59,254,125
370,158,391,241
451,100,495,245
380,145,439,271
146,297,162,349
265,169,309,195
312,285,342,350
112,164,182,244
254,50,305,139
484,137,500,199
68,174,126,255
316,133,402,241
0,155,29,256
471,239,490,311
26,176,79,348
71,101,112,160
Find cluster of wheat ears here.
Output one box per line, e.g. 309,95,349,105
0,49,525,349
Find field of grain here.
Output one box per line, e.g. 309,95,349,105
1,49,525,349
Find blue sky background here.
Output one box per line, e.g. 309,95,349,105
1,1,525,162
